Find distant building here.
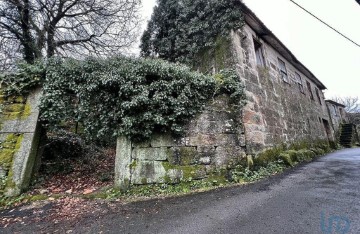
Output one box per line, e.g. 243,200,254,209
325,100,347,133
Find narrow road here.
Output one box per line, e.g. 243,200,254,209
2,148,360,233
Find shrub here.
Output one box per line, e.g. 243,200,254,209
39,57,245,142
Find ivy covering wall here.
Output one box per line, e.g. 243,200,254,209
40,57,244,142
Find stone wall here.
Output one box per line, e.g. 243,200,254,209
231,26,333,153
0,88,42,197
115,95,246,190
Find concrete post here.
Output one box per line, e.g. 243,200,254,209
115,136,132,191
1,88,43,197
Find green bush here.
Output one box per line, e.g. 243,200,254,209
0,61,45,96
39,57,245,142
279,153,294,167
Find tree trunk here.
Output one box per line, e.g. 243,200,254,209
20,0,36,63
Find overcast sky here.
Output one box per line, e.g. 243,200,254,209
139,0,360,99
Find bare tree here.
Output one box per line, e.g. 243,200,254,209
0,0,141,65
332,96,360,113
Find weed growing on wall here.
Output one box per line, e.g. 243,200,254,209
39,57,245,142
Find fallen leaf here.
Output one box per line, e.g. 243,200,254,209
82,188,95,195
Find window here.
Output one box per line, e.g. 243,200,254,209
306,81,314,100
254,39,265,66
315,88,322,105
333,105,338,116
339,108,344,118
295,72,304,93
278,58,288,83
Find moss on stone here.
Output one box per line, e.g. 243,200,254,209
29,194,48,202
141,178,147,185
0,134,23,169
162,161,205,181
14,96,25,103
206,174,228,185
0,150,14,168
194,36,232,73
21,102,31,119
3,104,24,113
0,134,24,196
5,167,16,189
130,160,137,170
0,94,30,129
179,147,197,165
166,147,198,166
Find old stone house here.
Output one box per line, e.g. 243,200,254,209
114,2,346,188
230,2,335,153
325,100,347,133
1,2,352,195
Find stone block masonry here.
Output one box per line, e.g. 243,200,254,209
231,26,333,153
115,95,247,189
0,88,42,197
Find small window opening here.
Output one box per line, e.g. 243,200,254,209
315,88,322,105
278,58,288,83
306,81,314,100
333,105,338,116
254,39,265,67
295,72,304,93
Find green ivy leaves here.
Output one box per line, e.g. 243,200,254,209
39,57,245,142
0,61,45,96
0,57,245,142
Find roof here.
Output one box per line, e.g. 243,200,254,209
325,100,346,108
237,1,327,90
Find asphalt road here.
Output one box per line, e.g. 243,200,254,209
2,148,360,233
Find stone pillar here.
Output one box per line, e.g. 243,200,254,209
115,136,132,191
0,88,42,197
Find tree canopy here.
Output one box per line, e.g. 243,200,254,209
140,0,244,65
0,0,141,67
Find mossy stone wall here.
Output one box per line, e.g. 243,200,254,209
0,88,42,197
115,95,246,189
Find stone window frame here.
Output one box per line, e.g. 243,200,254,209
295,72,305,94
306,80,314,101
253,38,266,67
277,58,289,83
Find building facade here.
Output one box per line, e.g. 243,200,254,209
325,100,347,133
231,3,334,153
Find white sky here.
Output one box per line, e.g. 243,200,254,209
138,0,360,99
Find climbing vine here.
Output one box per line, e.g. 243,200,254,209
0,57,245,142
39,57,245,142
